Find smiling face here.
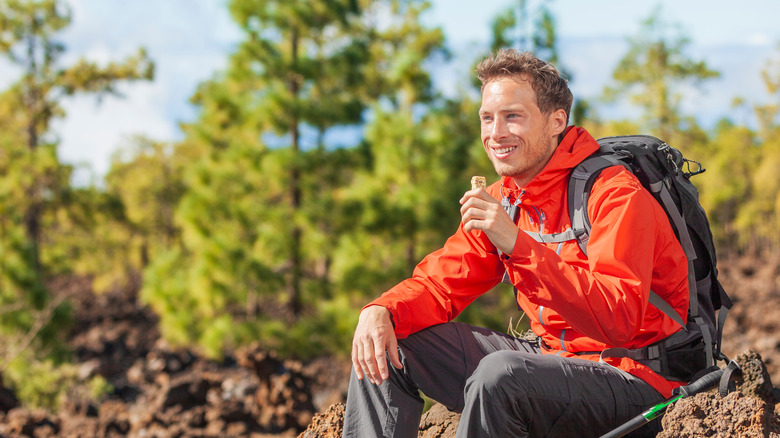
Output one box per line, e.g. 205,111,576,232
479,77,567,188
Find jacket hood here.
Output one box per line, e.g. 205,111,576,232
500,126,600,201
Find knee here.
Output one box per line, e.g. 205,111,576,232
465,351,527,397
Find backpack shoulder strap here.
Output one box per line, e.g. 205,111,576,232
566,145,689,330
567,146,628,255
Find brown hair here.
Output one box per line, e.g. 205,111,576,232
477,49,573,126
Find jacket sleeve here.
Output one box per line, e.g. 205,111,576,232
503,167,687,346
367,223,505,338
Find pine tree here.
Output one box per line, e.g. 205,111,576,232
602,6,719,141
325,0,448,294
0,0,153,277
142,0,405,357
734,47,780,251
0,0,152,403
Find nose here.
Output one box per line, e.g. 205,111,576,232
490,118,509,142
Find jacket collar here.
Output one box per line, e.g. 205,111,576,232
500,126,600,202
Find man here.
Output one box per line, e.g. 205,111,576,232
342,49,690,437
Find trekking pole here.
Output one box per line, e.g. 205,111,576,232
599,361,740,438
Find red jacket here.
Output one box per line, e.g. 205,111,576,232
368,126,689,397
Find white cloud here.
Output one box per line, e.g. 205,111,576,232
53,82,176,177
747,33,771,47
46,0,241,178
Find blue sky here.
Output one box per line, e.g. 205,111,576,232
1,0,779,180
431,1,780,47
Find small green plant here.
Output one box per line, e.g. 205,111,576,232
3,350,112,411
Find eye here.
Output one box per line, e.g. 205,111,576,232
480,115,493,123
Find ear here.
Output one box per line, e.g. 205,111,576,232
549,109,567,137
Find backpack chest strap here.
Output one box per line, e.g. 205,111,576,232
523,228,579,244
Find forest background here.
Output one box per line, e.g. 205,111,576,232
1,0,780,410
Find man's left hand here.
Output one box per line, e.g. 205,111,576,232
460,188,518,255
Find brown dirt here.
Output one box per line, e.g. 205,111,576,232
0,275,351,437
298,403,345,438
719,252,780,384
0,251,778,437
656,350,780,438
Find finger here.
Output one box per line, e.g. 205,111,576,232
387,337,403,370
460,196,483,219
357,339,378,385
463,216,486,234
462,186,497,202
374,337,389,382
459,188,483,204
461,202,490,229
460,207,480,226
461,194,496,213
351,342,365,380
362,340,381,384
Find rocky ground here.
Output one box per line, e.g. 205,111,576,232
0,275,351,437
0,251,779,437
300,349,780,438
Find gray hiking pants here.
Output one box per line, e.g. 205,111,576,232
342,322,664,438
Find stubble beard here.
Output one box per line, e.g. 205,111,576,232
490,133,555,182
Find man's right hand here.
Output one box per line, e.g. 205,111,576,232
351,305,403,385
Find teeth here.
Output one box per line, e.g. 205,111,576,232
495,147,516,154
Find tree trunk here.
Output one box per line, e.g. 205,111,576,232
288,26,303,319
24,75,42,278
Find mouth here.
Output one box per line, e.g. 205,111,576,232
491,145,518,159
